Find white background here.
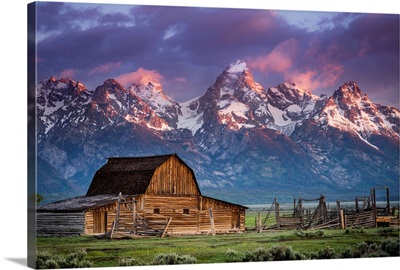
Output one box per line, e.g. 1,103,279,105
0,0,399,269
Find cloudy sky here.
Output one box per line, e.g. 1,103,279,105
34,1,399,106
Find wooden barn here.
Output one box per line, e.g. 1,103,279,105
37,154,247,237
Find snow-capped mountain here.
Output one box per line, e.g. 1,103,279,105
36,77,92,141
290,81,399,189
127,77,181,130
266,82,319,135
185,60,319,137
315,81,399,139
89,78,178,133
34,60,400,204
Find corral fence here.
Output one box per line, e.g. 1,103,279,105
249,186,399,232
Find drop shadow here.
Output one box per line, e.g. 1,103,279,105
6,258,27,267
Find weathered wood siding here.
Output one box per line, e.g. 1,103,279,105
146,156,200,195
197,209,245,233
141,195,200,234
85,211,110,234
84,202,127,235
200,197,246,232
37,212,84,236
84,211,94,234
139,195,246,234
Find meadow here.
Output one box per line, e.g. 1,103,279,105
36,211,399,269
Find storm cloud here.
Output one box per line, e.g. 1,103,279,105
36,2,399,106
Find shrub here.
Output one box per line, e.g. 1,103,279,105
36,250,93,269
43,259,59,269
119,258,146,266
351,241,388,258
36,251,52,269
307,252,319,260
242,247,269,262
357,242,369,254
361,251,389,258
226,249,241,262
340,248,353,258
381,238,400,256
342,228,365,235
378,227,394,234
151,253,197,265
241,245,301,262
62,250,93,268
316,246,337,259
294,229,324,238
267,245,297,261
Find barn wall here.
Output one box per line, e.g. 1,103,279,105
141,194,200,234
140,195,246,234
200,197,246,232
82,202,117,234
146,156,200,196
38,197,245,236
37,212,84,236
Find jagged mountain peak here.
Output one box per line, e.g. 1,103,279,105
209,59,266,100
91,78,127,106
225,59,248,74
137,75,162,89
130,76,166,99
279,81,311,94
265,81,319,136
101,78,126,91
128,76,176,111
333,81,363,101
124,76,181,130
313,80,400,141
36,77,92,138
35,66,400,205
42,77,87,92
268,81,317,101
48,76,57,83
223,59,256,85
331,81,376,111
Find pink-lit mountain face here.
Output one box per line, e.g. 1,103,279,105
35,60,400,204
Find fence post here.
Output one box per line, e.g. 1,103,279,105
386,187,390,215
132,198,136,235
340,209,345,230
299,198,303,227
209,208,215,236
372,188,377,227
275,201,280,230
257,211,262,233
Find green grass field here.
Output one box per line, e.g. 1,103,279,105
36,225,399,268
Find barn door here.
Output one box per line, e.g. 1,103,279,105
93,211,107,234
231,210,240,229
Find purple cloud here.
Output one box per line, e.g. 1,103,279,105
35,2,399,106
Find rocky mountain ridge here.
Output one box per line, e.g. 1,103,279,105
35,60,400,204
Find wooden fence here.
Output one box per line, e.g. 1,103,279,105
254,187,397,231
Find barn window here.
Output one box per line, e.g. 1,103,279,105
154,208,160,214
183,208,189,214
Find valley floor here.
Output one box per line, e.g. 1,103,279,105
36,227,399,268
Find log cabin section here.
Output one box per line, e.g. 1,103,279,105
37,154,247,236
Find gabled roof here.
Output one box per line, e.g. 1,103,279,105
86,154,194,196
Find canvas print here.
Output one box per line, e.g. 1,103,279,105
27,1,400,269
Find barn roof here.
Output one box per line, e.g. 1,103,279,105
37,194,120,212
202,195,249,210
86,153,200,196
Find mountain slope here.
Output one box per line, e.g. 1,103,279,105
35,61,400,204
290,81,399,195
